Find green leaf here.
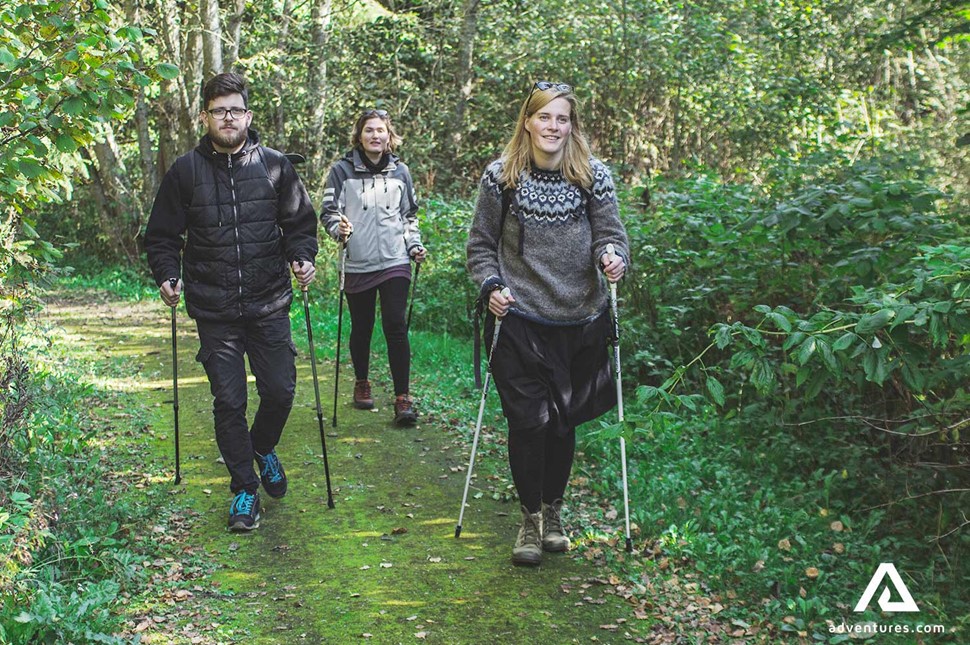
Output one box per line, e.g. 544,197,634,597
63,97,86,115
832,332,856,352
892,305,918,328
706,376,725,407
55,133,77,152
0,47,15,68
855,309,895,334
797,336,817,365
18,159,44,179
156,62,181,80
767,311,792,332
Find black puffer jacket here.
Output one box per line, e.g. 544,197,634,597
145,130,318,321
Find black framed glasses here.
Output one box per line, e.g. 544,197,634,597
205,107,249,120
527,81,572,103
361,109,389,118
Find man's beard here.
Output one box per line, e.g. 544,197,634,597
210,124,247,150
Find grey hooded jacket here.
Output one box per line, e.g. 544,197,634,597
321,149,422,273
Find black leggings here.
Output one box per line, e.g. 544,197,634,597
345,277,411,395
508,423,576,514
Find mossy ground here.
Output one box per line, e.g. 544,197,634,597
46,291,654,644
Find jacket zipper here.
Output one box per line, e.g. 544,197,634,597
228,154,243,317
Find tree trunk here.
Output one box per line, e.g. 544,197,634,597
450,0,480,160
124,0,158,204
84,124,140,262
225,0,247,70
306,0,333,189
272,0,296,147
201,0,223,79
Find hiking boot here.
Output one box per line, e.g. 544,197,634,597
511,506,543,566
541,499,570,552
254,450,288,499
393,394,418,426
353,379,374,409
228,490,260,532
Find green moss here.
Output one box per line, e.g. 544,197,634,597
107,298,650,643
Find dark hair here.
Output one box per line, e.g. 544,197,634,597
202,72,248,109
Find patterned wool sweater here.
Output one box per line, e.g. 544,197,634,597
466,157,629,325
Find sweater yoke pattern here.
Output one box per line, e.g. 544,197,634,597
482,159,617,228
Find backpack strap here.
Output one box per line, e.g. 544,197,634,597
257,147,284,197
499,183,591,256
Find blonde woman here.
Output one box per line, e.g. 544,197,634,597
466,82,628,565
322,109,426,426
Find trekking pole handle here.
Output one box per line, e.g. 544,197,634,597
298,260,309,293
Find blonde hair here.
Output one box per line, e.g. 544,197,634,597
499,85,593,189
351,109,403,152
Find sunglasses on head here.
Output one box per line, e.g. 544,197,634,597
361,109,389,118
527,81,572,103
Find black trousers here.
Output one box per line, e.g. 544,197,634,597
488,311,615,513
345,277,411,395
195,311,297,494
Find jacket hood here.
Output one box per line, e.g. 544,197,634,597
345,148,399,173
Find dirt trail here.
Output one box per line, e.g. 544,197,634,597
44,291,652,644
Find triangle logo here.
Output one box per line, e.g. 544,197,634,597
853,563,919,613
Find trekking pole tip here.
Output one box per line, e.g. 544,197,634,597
454,525,462,538
625,537,633,553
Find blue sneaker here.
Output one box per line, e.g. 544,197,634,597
228,490,260,532
254,450,288,498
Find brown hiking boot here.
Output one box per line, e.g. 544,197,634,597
393,394,418,426
353,379,374,409
541,499,570,552
511,506,543,566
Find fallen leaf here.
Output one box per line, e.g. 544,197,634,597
805,567,820,579
778,538,792,551
415,632,428,639
391,527,408,535
830,520,844,532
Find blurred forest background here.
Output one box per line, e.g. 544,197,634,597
1,0,969,641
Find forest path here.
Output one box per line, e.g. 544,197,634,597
43,290,665,644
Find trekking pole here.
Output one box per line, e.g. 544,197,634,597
169,278,182,485
606,244,632,553
455,287,511,538
406,262,420,331
332,241,347,427
299,262,335,509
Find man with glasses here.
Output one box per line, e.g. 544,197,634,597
145,72,318,532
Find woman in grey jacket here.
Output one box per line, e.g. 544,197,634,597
322,109,426,425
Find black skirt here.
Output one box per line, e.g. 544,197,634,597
485,310,616,436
